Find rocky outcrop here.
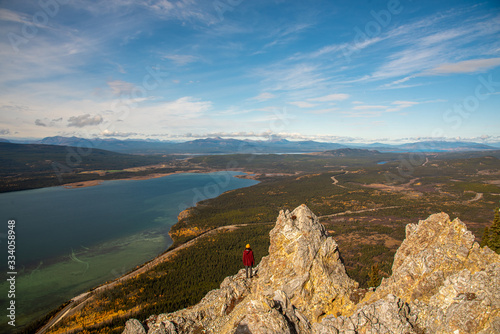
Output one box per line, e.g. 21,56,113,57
123,205,500,334
365,212,500,334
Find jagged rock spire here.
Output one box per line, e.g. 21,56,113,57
255,204,358,322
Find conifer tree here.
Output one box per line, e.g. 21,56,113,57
487,207,500,253
481,227,490,248
367,263,381,288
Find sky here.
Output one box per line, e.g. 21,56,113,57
0,0,499,144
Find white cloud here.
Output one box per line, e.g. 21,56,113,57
0,8,30,25
426,57,500,75
291,36,383,62
386,100,419,112
252,92,276,101
371,45,445,81
162,54,199,66
68,114,104,128
368,13,500,85
77,0,217,25
288,101,317,108
143,0,218,25
146,96,212,119
256,63,328,92
347,100,418,116
383,57,500,88
308,108,338,115
101,129,138,137
352,105,387,110
392,101,419,106
107,80,136,96
342,110,384,118
308,93,350,102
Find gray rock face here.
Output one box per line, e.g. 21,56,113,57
364,212,500,334
123,319,147,334
123,206,500,334
313,294,419,334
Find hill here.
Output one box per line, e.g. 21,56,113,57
0,142,180,192
24,136,499,154
33,136,347,154
397,140,497,152
317,148,381,156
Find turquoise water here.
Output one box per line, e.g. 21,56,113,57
0,171,258,329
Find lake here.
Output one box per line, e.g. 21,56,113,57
0,171,258,330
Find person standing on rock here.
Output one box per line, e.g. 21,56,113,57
243,244,255,278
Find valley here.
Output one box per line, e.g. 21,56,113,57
16,146,500,334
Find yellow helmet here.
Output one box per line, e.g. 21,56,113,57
246,244,250,249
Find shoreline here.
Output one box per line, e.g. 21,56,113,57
28,170,261,333
62,169,259,189
62,170,203,189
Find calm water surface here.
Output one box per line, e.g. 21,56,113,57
0,171,258,329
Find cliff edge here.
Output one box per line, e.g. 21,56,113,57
123,204,500,334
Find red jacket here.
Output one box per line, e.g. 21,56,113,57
243,249,254,266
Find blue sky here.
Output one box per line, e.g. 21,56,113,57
0,0,499,143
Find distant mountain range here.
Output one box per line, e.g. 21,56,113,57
1,136,498,154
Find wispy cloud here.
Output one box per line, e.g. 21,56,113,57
288,101,317,108
147,96,212,119
308,107,338,115
256,63,328,92
346,100,419,117
352,105,387,110
77,0,218,25
251,92,276,101
308,93,350,102
371,45,446,81
386,100,419,112
107,80,136,96
162,54,199,66
333,9,500,90
261,22,312,50
0,8,33,25
425,57,500,75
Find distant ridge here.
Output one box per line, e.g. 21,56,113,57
18,136,499,154
397,140,496,152
318,148,381,156
34,136,347,154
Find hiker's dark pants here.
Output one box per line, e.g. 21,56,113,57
245,265,252,278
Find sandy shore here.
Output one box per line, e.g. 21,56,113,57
61,169,208,189
61,168,265,189
63,180,103,189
